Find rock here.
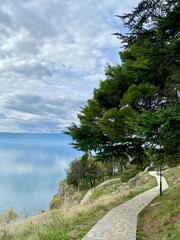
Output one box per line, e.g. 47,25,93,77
49,180,81,209
150,202,160,207
127,173,150,188
110,190,119,195
119,184,130,193
128,177,137,187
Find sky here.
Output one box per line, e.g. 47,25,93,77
0,0,140,133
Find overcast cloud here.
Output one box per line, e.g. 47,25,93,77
0,0,139,133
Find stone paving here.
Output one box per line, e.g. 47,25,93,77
82,171,168,240
80,178,120,205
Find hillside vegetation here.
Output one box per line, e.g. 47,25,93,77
65,0,180,176
0,171,156,240
137,166,180,240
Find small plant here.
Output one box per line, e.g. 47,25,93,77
96,204,105,210
53,194,60,203
7,208,18,221
49,194,60,209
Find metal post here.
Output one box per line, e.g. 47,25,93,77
160,165,162,196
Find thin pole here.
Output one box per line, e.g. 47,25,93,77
160,165,162,196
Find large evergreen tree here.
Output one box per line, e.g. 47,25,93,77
65,0,180,167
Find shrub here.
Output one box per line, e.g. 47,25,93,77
7,208,18,221
121,169,140,182
49,194,60,209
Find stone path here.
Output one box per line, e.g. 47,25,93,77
82,171,168,240
80,178,120,205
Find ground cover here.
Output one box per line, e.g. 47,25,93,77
137,166,180,240
90,179,122,200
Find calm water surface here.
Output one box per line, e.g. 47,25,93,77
0,134,81,217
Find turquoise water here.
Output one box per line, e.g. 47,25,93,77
0,133,81,217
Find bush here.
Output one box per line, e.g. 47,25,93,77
7,208,18,221
49,194,60,209
121,169,140,182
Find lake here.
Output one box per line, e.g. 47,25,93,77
0,133,82,217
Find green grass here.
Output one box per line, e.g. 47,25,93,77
121,168,140,182
91,179,122,200
137,165,180,240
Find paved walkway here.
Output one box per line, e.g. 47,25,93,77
80,178,120,205
82,171,168,240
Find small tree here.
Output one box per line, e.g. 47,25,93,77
66,158,84,191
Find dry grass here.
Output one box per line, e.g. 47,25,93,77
1,191,127,235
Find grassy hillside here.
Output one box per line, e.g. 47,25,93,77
0,172,156,240
137,166,180,240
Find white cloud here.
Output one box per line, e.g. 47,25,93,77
0,0,140,132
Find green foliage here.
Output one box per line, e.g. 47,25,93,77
66,154,124,190
64,123,106,152
66,157,85,190
7,208,18,221
93,64,130,109
135,102,180,162
98,106,137,142
53,194,59,203
65,0,180,168
66,154,106,190
120,83,158,111
121,169,140,182
49,194,60,209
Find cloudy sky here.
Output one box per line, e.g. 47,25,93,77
0,0,139,133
